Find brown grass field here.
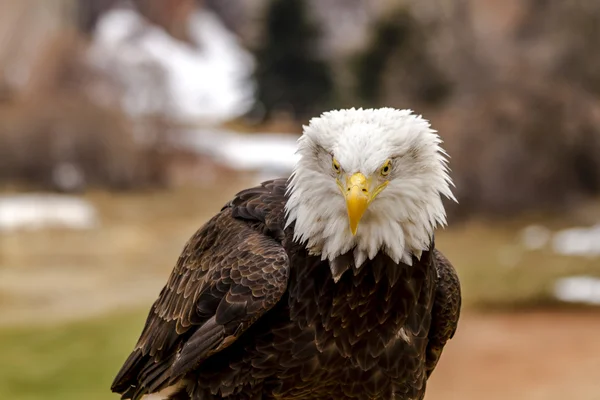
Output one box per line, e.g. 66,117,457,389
1,180,600,399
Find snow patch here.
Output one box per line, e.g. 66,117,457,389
0,195,99,232
89,5,255,125
552,224,600,257
554,276,600,305
520,223,600,257
179,128,300,178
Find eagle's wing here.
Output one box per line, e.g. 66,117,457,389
111,179,290,400
425,249,461,377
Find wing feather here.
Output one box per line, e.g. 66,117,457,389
111,179,290,399
425,249,461,377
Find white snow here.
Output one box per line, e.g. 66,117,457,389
88,3,255,125
179,128,300,177
520,223,600,257
519,224,600,305
0,195,99,232
552,224,600,257
554,276,600,305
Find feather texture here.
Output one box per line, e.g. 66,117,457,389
111,179,461,400
111,180,290,399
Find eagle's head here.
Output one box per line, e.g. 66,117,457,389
284,108,456,268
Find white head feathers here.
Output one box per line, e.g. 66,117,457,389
285,107,456,268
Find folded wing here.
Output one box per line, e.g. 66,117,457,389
111,180,290,400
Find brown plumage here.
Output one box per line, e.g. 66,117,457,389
111,178,461,400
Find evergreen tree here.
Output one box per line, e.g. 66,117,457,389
250,0,334,122
352,8,451,108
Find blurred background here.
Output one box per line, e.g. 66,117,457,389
1,0,600,399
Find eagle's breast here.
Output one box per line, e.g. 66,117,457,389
269,244,436,399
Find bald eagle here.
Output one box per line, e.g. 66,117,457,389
111,108,461,400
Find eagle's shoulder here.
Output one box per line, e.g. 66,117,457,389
222,178,289,241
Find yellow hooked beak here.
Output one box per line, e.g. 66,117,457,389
345,173,371,236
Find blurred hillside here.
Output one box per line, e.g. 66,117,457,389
1,0,600,220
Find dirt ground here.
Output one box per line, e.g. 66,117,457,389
426,311,600,400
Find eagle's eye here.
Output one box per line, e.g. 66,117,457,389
332,158,341,174
380,160,392,176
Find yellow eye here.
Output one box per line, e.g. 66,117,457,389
332,158,341,174
380,160,391,176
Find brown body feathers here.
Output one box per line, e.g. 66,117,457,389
111,179,461,400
